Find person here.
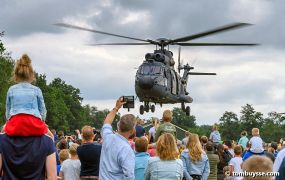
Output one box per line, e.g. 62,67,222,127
206,142,220,180
238,131,249,149
154,110,176,142
182,131,191,146
209,124,221,145
180,133,210,180
4,54,52,137
135,118,145,137
60,143,81,180
200,136,208,151
242,155,274,180
77,126,102,180
273,146,285,172
271,142,278,158
242,128,264,161
134,136,150,180
148,117,159,143
0,134,57,179
216,144,233,179
58,149,69,176
145,133,183,180
224,140,235,157
99,98,136,180
229,145,243,180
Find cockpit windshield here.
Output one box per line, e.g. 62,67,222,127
139,65,162,75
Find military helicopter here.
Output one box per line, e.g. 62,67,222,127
55,22,257,116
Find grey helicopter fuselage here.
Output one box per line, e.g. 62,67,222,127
135,49,193,105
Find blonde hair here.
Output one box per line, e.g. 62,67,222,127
82,126,95,141
13,54,35,83
69,143,79,156
59,149,69,162
162,110,172,122
252,128,260,136
156,133,178,160
242,156,273,180
187,133,203,162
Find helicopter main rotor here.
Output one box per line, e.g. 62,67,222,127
54,22,258,50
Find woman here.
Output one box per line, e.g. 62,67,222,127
180,133,210,180
145,133,183,180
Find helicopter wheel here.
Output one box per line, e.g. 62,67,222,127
181,103,186,111
151,105,155,113
145,105,150,112
186,106,191,116
139,105,144,115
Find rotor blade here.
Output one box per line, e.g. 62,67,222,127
188,72,217,75
175,42,258,46
169,23,252,43
88,43,152,46
54,23,152,43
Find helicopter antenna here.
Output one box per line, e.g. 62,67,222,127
178,46,181,74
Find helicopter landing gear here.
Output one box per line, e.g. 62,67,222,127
151,105,155,113
181,103,186,111
139,102,155,115
185,106,191,116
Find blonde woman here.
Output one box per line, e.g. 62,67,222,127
180,133,210,180
145,133,183,180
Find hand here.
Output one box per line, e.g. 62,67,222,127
75,129,80,134
115,97,125,109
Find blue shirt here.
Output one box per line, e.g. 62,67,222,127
145,157,183,180
180,149,210,180
99,124,135,180
0,134,55,179
135,152,150,180
5,82,47,120
209,131,221,143
238,136,249,149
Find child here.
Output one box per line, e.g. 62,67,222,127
59,143,81,180
229,145,243,180
58,149,70,176
242,128,264,161
135,137,150,180
4,54,52,137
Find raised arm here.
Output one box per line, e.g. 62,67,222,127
104,97,125,125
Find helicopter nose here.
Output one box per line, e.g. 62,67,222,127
138,77,154,89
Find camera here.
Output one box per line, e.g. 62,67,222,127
122,96,135,111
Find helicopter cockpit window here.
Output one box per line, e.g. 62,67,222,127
140,66,162,75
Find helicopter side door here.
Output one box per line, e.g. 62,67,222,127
170,70,177,94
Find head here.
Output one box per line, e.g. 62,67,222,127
224,140,233,149
135,136,148,153
58,131,64,139
59,149,69,163
241,130,247,136
50,129,56,135
185,131,190,137
212,124,218,131
234,145,242,156
206,142,214,152
252,128,260,136
156,133,178,160
69,143,79,157
271,142,278,151
187,133,203,162
13,54,35,83
136,118,144,125
242,155,273,180
81,125,95,142
57,139,68,150
162,110,173,122
217,144,224,153
118,114,137,138
200,136,208,144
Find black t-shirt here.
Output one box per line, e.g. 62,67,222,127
0,134,56,180
77,142,102,176
135,125,145,137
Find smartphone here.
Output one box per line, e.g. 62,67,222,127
123,96,135,109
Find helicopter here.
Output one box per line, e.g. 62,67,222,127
55,22,258,116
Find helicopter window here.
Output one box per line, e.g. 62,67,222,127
140,66,162,75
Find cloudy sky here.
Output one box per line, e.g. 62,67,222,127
1,0,285,125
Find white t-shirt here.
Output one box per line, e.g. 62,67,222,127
149,127,156,140
229,157,243,180
60,159,81,180
249,136,264,153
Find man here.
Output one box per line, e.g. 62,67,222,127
99,98,137,180
206,142,220,180
77,126,102,180
154,110,176,142
0,134,57,180
135,118,145,137
209,124,221,145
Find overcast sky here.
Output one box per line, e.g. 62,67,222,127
1,0,285,125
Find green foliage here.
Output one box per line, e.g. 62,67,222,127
172,107,196,130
